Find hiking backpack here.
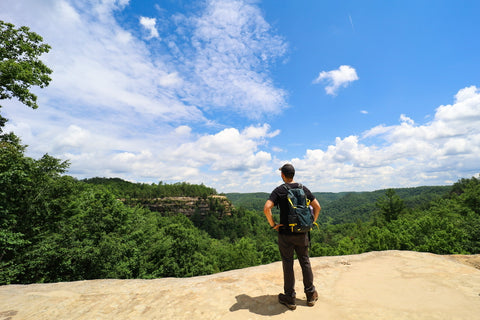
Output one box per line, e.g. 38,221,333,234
283,183,315,233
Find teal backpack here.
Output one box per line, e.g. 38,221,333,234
283,184,317,233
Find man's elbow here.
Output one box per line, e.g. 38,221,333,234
264,200,274,212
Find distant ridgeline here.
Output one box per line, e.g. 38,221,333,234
226,185,453,224
313,186,453,224
82,178,233,218
83,178,452,224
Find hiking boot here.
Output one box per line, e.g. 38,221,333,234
278,293,296,310
306,290,318,306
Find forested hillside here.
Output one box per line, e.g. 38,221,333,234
227,186,452,224
2,126,479,285
1,114,479,285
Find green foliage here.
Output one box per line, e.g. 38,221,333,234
307,179,480,257
0,23,54,278
0,134,72,283
2,132,479,285
0,20,52,126
83,177,217,199
375,189,406,223
315,186,451,225
138,220,218,278
226,192,269,211
2,123,479,284
0,132,280,284
193,206,268,240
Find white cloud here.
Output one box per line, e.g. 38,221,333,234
182,0,289,118
291,86,480,191
57,123,277,191
170,124,275,172
174,125,192,136
3,106,278,191
1,0,287,121
313,65,359,95
139,16,159,39
26,1,202,123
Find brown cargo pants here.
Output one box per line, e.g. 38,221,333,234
278,232,316,298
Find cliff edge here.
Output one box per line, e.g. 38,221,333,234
1,250,480,320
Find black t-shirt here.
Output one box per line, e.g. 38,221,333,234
268,182,316,234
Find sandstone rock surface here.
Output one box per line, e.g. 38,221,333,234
1,250,480,319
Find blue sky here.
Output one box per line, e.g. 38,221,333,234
1,0,479,193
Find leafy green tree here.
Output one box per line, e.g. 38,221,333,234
455,176,480,214
0,133,71,283
18,185,144,283
0,21,52,114
1,23,54,281
260,242,280,264
1,20,52,135
375,189,406,223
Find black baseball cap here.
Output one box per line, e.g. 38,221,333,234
279,163,295,176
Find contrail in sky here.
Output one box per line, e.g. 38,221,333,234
349,14,355,32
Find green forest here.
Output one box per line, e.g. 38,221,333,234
1,20,480,285
2,128,480,285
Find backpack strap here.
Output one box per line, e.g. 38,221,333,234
283,183,306,210
282,183,302,190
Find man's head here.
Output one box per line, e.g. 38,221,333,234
279,163,295,180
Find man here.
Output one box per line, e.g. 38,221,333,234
263,163,321,310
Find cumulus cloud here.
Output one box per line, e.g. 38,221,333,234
292,86,480,191
170,124,277,172
4,107,279,191
139,16,159,39
56,123,278,191
313,65,359,95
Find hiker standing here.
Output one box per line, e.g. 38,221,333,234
263,163,321,310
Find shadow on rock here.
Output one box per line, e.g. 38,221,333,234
229,294,289,316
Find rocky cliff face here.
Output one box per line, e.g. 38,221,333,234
132,195,233,218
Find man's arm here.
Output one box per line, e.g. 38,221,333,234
264,200,282,231
311,198,321,223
